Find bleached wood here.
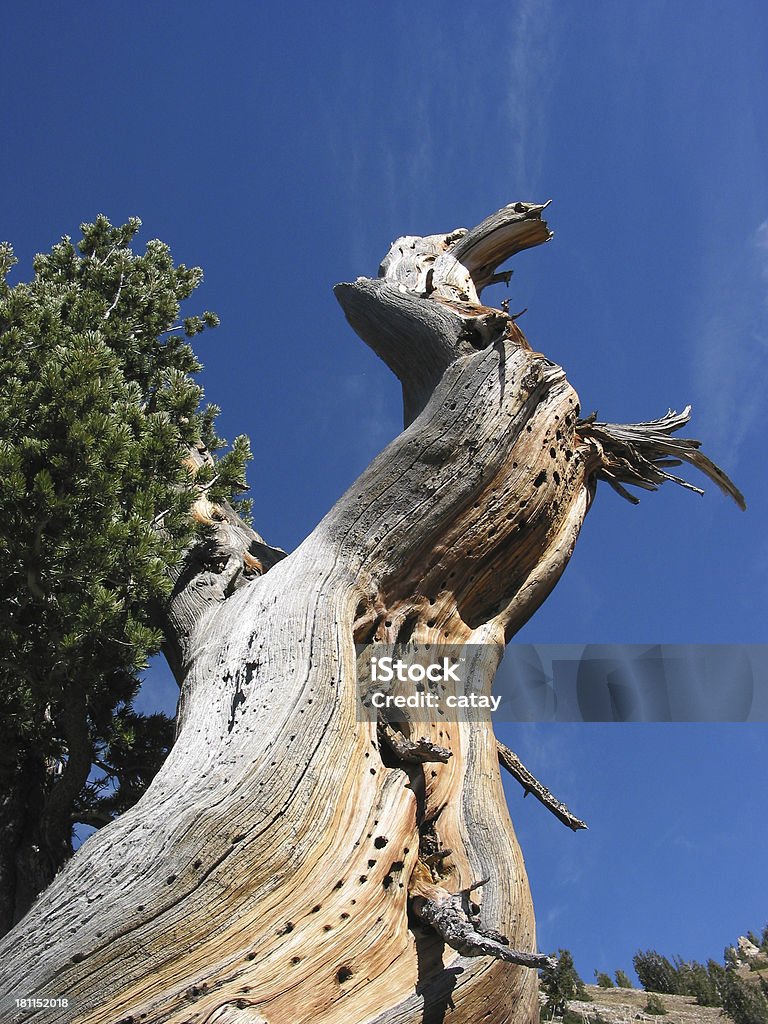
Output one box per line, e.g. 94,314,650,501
0,203,742,1024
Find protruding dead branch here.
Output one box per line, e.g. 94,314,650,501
378,716,452,763
497,741,587,832
578,407,746,509
374,201,551,307
409,864,555,970
449,201,553,296
162,439,287,689
336,202,552,428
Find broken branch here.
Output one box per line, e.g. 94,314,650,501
409,864,555,970
378,716,452,763
578,407,746,509
497,740,587,832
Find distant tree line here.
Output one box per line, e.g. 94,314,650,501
540,926,768,1023
632,925,768,1024
594,968,632,989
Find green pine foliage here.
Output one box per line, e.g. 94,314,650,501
633,950,681,994
562,927,768,1024
705,960,729,1005
560,1013,608,1024
540,949,589,1019
681,959,723,1007
633,949,725,1005
0,216,252,903
631,930,768,1021
718,973,768,1024
644,993,667,1015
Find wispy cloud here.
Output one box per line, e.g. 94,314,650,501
335,372,402,459
690,219,768,467
507,721,582,795
502,0,558,199
426,1,559,207
755,216,768,305
320,1,560,275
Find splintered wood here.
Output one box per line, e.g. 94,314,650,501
1,202,742,1024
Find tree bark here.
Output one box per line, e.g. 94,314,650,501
0,203,743,1024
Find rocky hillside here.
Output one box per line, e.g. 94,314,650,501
540,930,768,1023
567,983,734,1024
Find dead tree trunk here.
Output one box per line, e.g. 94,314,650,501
0,203,743,1024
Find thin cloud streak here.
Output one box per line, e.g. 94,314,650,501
689,220,768,468
322,2,561,273
503,0,557,199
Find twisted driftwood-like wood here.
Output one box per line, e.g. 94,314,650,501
0,203,742,1024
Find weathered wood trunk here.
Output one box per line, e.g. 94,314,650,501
0,204,742,1024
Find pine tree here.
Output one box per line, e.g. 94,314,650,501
718,972,768,1024
633,950,681,994
644,993,667,1015
540,949,587,1018
0,217,251,932
681,960,722,1006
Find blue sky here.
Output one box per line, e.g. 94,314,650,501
4,0,766,985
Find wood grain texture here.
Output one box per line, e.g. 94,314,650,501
0,203,742,1024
